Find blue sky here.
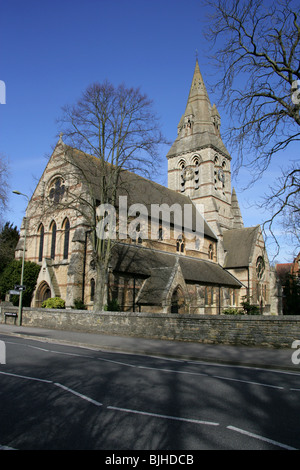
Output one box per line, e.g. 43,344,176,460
0,0,297,262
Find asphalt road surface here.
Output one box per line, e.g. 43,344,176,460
0,333,300,451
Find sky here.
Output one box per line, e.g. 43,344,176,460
0,0,298,263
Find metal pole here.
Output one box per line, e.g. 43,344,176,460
18,217,27,326
12,191,29,326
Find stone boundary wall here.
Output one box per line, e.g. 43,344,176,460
1,306,300,348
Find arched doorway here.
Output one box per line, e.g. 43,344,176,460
36,281,51,307
171,286,185,314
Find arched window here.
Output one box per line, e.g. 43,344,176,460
49,177,65,204
63,218,70,260
208,243,214,260
179,160,186,192
192,155,201,190
232,289,237,306
176,235,185,253
194,159,200,190
38,223,44,262
205,286,214,305
205,286,208,305
90,278,95,302
256,256,265,280
50,221,56,260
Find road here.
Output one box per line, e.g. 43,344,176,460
0,333,299,451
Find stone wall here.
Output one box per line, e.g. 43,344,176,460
1,306,300,348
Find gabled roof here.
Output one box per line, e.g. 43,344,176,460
111,243,242,288
223,226,260,268
275,263,293,277
63,144,217,240
137,267,176,305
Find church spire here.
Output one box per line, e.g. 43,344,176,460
231,188,244,229
177,59,212,137
185,59,211,119
167,59,230,159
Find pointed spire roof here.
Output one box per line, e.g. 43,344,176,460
167,60,230,159
231,188,244,229
184,59,211,128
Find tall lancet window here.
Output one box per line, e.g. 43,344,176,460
179,160,186,192
63,218,70,260
192,156,200,190
38,224,44,262
50,221,56,260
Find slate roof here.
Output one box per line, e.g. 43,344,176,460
223,226,260,268
275,263,293,278
111,243,242,289
137,267,175,305
65,145,217,240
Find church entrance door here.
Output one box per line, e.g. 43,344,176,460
36,281,51,307
171,287,185,314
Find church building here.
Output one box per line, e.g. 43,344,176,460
15,61,281,314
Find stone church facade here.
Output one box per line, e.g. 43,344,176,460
15,61,281,314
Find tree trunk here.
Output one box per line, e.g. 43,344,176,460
93,261,107,311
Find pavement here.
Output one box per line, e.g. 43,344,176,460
0,323,300,372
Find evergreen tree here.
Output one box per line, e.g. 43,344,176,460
283,273,300,315
0,259,40,306
0,222,19,275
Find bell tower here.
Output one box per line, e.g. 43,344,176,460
167,60,244,245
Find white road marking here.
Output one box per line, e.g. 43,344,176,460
27,345,52,352
227,425,298,450
0,370,52,383
54,382,103,407
97,357,136,367
137,365,208,377
213,374,284,390
187,360,300,377
107,405,219,426
0,371,102,407
0,444,16,450
1,345,299,450
27,344,94,359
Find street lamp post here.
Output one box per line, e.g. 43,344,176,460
12,191,29,326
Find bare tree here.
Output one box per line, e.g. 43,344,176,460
0,154,9,223
205,0,300,164
259,164,300,254
204,0,300,251
56,81,166,310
